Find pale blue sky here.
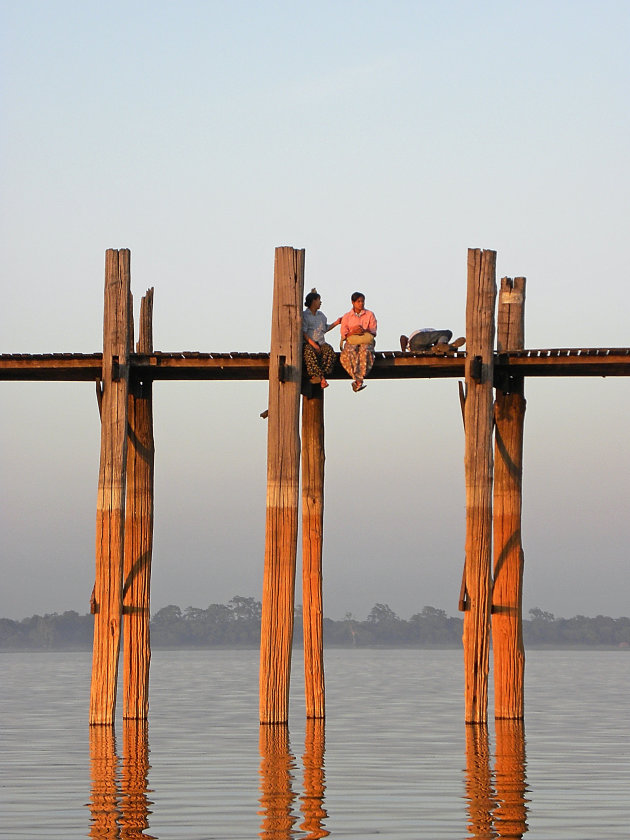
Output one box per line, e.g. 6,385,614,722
1,0,628,621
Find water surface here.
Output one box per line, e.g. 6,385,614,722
2,648,628,838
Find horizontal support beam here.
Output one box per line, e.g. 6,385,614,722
1,348,630,382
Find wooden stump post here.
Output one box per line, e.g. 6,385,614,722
123,289,155,720
301,389,325,719
259,246,304,724
493,276,526,719
463,248,496,724
90,248,132,725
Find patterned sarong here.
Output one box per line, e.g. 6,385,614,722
340,342,374,383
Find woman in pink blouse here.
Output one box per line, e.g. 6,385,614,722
339,292,377,392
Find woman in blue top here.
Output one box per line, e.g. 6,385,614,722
302,289,341,389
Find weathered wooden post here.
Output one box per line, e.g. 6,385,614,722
123,289,155,720
301,389,325,719
259,246,304,724
463,248,496,724
90,248,132,725
493,277,526,719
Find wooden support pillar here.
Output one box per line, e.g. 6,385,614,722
463,248,496,724
90,248,132,725
301,389,325,719
260,246,304,724
493,276,526,719
123,289,155,720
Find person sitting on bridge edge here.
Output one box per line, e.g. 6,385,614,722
340,291,377,392
399,329,466,353
302,288,341,389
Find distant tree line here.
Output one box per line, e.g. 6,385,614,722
1,599,629,650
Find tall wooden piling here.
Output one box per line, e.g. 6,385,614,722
123,289,155,720
493,277,526,719
301,389,325,719
90,248,132,725
463,248,496,724
260,247,304,724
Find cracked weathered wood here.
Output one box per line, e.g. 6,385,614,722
259,247,304,724
123,288,155,720
493,276,526,719
90,249,132,725
301,389,325,719
463,248,496,724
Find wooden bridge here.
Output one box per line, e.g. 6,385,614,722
3,246,628,728
2,346,630,382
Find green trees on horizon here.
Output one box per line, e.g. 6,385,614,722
1,600,629,650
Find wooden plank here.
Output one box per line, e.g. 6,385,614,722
123,288,155,720
463,248,496,724
493,276,526,720
90,249,131,725
301,389,325,719
259,246,304,724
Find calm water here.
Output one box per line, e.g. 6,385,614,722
1,648,628,839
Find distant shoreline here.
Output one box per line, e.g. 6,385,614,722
1,643,627,653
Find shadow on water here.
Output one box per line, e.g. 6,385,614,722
465,720,529,839
87,720,155,839
258,719,329,840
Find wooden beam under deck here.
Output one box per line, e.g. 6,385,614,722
1,347,630,382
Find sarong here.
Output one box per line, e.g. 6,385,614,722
340,342,374,382
303,342,336,378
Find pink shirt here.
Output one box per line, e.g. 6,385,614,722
340,308,377,340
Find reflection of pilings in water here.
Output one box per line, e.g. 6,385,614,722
494,720,528,839
121,719,155,839
258,724,298,840
300,718,329,839
88,723,156,839
464,724,496,840
88,726,122,839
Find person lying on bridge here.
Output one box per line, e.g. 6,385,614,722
399,329,466,353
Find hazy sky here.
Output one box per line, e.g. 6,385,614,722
1,1,628,622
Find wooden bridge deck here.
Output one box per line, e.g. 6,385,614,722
1,347,630,382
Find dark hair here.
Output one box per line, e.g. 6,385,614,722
351,291,365,302
305,288,321,308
